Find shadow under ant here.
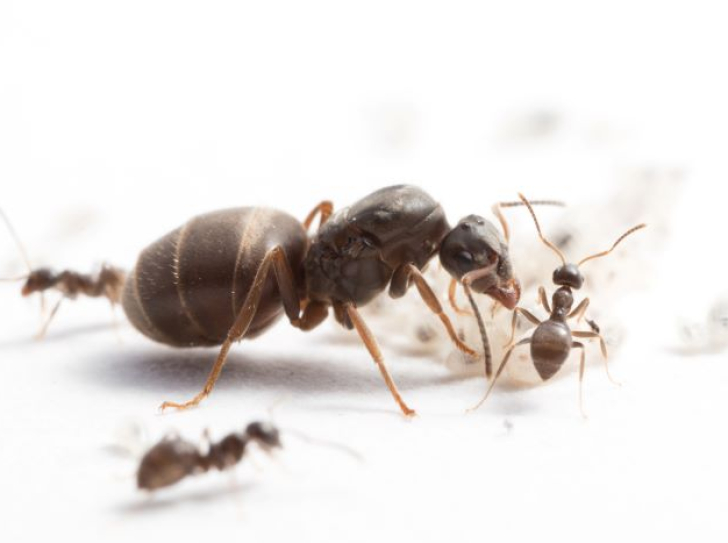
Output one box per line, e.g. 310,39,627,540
74,343,464,398
0,321,117,348
116,480,257,515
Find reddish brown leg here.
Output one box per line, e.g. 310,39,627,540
344,303,415,417
448,278,472,316
302,201,334,231
468,337,532,412
160,246,307,412
405,265,476,357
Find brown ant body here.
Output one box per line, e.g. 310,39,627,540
137,421,281,491
470,194,646,415
3,187,558,416
1,210,125,338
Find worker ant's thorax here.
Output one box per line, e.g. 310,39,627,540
304,185,449,306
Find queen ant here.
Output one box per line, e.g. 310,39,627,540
470,193,646,416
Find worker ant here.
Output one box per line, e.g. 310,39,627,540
469,193,646,416
0,210,125,338
136,420,281,491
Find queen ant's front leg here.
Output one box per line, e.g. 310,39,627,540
342,303,416,417
390,264,477,358
160,245,312,412
447,278,472,316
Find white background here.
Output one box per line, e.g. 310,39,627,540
1,1,727,541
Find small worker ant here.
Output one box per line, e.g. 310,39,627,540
470,194,646,415
136,420,282,491
0,210,125,338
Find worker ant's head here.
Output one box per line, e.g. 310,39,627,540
518,193,646,291
439,215,520,310
20,268,54,296
245,421,282,450
553,263,584,290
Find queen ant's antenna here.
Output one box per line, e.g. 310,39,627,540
518,193,567,265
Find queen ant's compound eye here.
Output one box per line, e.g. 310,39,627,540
455,250,474,266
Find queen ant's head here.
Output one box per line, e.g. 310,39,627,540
439,215,520,310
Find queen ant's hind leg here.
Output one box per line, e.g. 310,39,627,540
343,303,415,417
160,246,309,412
572,330,620,385
468,337,531,412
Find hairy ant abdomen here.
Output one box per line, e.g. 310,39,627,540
122,207,308,347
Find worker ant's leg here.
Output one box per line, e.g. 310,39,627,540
302,201,334,232
572,341,588,418
343,303,415,417
160,246,310,412
401,265,476,357
468,337,531,412
36,296,65,340
572,330,619,385
538,286,551,314
567,297,589,323
505,307,541,346
447,278,472,316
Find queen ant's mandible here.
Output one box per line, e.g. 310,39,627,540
469,193,646,416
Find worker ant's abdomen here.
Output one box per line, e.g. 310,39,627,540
531,321,572,381
123,207,308,347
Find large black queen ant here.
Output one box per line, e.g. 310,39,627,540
470,193,646,415
2,186,556,416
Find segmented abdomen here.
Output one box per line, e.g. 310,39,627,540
123,207,307,347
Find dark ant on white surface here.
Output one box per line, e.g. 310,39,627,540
470,193,646,416
0,209,125,338
137,421,281,491
3,186,559,416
